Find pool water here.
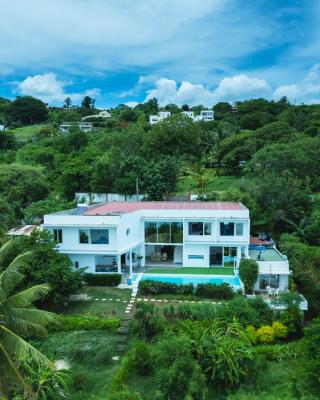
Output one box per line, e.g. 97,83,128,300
138,274,241,287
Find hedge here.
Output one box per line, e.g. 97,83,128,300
84,273,122,286
49,315,120,332
138,280,234,300
195,283,235,300
139,280,193,295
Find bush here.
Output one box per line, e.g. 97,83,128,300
255,342,298,361
109,386,143,400
177,302,216,320
138,280,193,295
49,315,120,332
132,303,166,339
271,321,287,340
239,259,259,293
195,283,235,300
246,325,257,344
256,325,274,343
83,273,121,286
130,341,152,375
216,297,261,326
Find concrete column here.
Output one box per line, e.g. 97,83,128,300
129,250,133,275
117,255,122,274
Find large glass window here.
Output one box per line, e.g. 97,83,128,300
79,229,89,244
145,222,157,243
91,229,109,244
220,222,234,236
145,221,183,243
224,247,237,266
189,222,212,236
236,223,244,236
158,222,170,243
171,222,183,243
189,222,203,235
53,229,63,243
259,274,279,289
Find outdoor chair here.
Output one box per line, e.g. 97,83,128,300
161,253,168,261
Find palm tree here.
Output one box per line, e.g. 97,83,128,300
0,249,57,399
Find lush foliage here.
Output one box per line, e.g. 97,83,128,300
49,315,120,332
0,250,57,398
239,259,259,293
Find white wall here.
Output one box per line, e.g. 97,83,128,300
184,243,209,267
116,212,144,254
48,226,118,254
68,254,95,273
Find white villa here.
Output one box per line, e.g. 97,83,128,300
149,110,214,124
43,201,290,292
59,122,93,134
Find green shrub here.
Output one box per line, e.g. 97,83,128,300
49,315,120,332
138,280,193,295
195,282,235,299
256,325,274,343
130,341,152,375
255,342,298,361
239,259,259,293
132,303,166,339
177,302,216,320
216,297,261,326
72,370,92,391
271,321,288,340
246,325,257,344
83,273,121,286
109,386,143,400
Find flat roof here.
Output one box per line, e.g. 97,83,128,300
249,249,286,262
84,201,247,216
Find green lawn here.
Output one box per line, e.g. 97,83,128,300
35,331,121,400
8,124,48,142
144,267,234,275
176,174,245,195
51,286,132,321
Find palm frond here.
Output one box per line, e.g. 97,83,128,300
5,284,51,308
0,324,51,366
0,252,33,295
4,308,57,337
0,342,34,397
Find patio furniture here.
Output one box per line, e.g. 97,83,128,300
161,252,168,261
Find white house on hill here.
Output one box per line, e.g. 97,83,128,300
43,201,290,292
149,110,214,124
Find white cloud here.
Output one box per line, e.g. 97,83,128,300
145,74,271,106
125,101,139,108
16,73,100,104
0,0,284,84
274,64,320,104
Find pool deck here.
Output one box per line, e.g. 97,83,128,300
144,267,235,275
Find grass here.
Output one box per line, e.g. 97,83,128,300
144,267,234,275
8,124,48,142
176,174,245,195
35,331,121,400
51,286,132,321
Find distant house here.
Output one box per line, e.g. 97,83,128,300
0,124,5,131
59,122,93,134
149,109,214,124
7,225,38,237
81,110,111,121
75,192,144,204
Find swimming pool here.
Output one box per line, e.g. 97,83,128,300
135,273,241,287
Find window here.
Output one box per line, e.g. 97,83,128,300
53,229,63,243
145,222,157,243
158,222,170,243
79,229,89,244
145,221,183,243
91,229,109,244
188,222,211,236
220,222,234,236
204,223,211,235
236,223,244,236
171,222,183,243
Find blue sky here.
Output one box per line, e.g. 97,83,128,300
1,0,320,108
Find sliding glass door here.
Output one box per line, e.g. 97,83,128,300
210,246,223,266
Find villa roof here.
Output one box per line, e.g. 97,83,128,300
84,201,247,216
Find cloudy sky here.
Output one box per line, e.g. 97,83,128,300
1,0,320,107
